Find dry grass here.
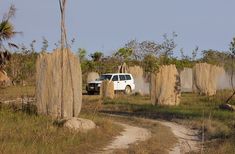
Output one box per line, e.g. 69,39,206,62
1,86,235,153
0,85,35,101
203,139,235,154
0,106,122,153
0,86,123,154
0,105,122,154
109,116,177,154
82,95,179,153
102,92,235,153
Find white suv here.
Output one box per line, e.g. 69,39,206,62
86,73,135,95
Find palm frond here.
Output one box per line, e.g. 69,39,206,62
0,21,15,41
3,4,16,21
8,42,19,49
0,20,21,43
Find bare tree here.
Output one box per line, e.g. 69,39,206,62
160,32,177,58
59,0,76,117
225,37,235,103
59,0,68,49
124,33,177,61
140,41,161,57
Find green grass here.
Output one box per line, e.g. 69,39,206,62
0,105,122,154
102,92,235,153
1,86,235,153
0,90,179,154
103,93,235,123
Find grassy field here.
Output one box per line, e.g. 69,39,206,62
0,87,177,154
0,87,124,154
103,92,235,153
1,86,235,153
81,95,180,153
0,104,123,154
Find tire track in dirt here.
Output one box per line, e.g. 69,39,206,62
154,120,200,154
99,114,200,154
101,122,151,154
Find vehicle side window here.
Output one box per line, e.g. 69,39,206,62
119,75,126,81
125,75,131,80
112,75,119,81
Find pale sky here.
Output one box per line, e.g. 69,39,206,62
1,0,235,57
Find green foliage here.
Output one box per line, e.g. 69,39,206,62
90,51,104,62
142,54,159,73
81,60,95,73
0,5,17,45
123,33,177,61
103,92,235,140
162,57,194,70
77,48,87,62
0,21,15,42
201,49,228,66
114,47,133,61
5,47,38,85
80,57,121,85
0,5,19,68
41,37,49,51
124,40,140,60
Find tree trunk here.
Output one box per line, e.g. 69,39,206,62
226,91,235,103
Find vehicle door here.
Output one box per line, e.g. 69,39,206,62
111,75,119,90
125,74,132,84
118,75,127,90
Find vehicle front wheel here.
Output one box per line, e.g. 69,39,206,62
124,86,132,95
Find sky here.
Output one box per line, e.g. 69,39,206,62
1,0,235,57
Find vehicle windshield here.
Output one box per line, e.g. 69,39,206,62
99,75,112,81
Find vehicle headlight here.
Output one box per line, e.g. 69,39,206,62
98,83,101,87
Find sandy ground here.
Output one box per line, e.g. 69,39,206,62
99,115,200,154
155,120,200,154
101,122,151,154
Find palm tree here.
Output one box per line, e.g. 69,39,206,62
0,21,16,43
0,5,19,68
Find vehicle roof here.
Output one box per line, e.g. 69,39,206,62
101,73,132,75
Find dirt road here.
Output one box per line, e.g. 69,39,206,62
102,122,151,154
100,115,200,154
155,120,200,154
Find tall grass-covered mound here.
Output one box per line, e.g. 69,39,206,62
193,63,224,96
180,68,193,92
129,66,149,95
150,65,180,106
87,72,99,83
100,80,114,99
36,48,82,118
